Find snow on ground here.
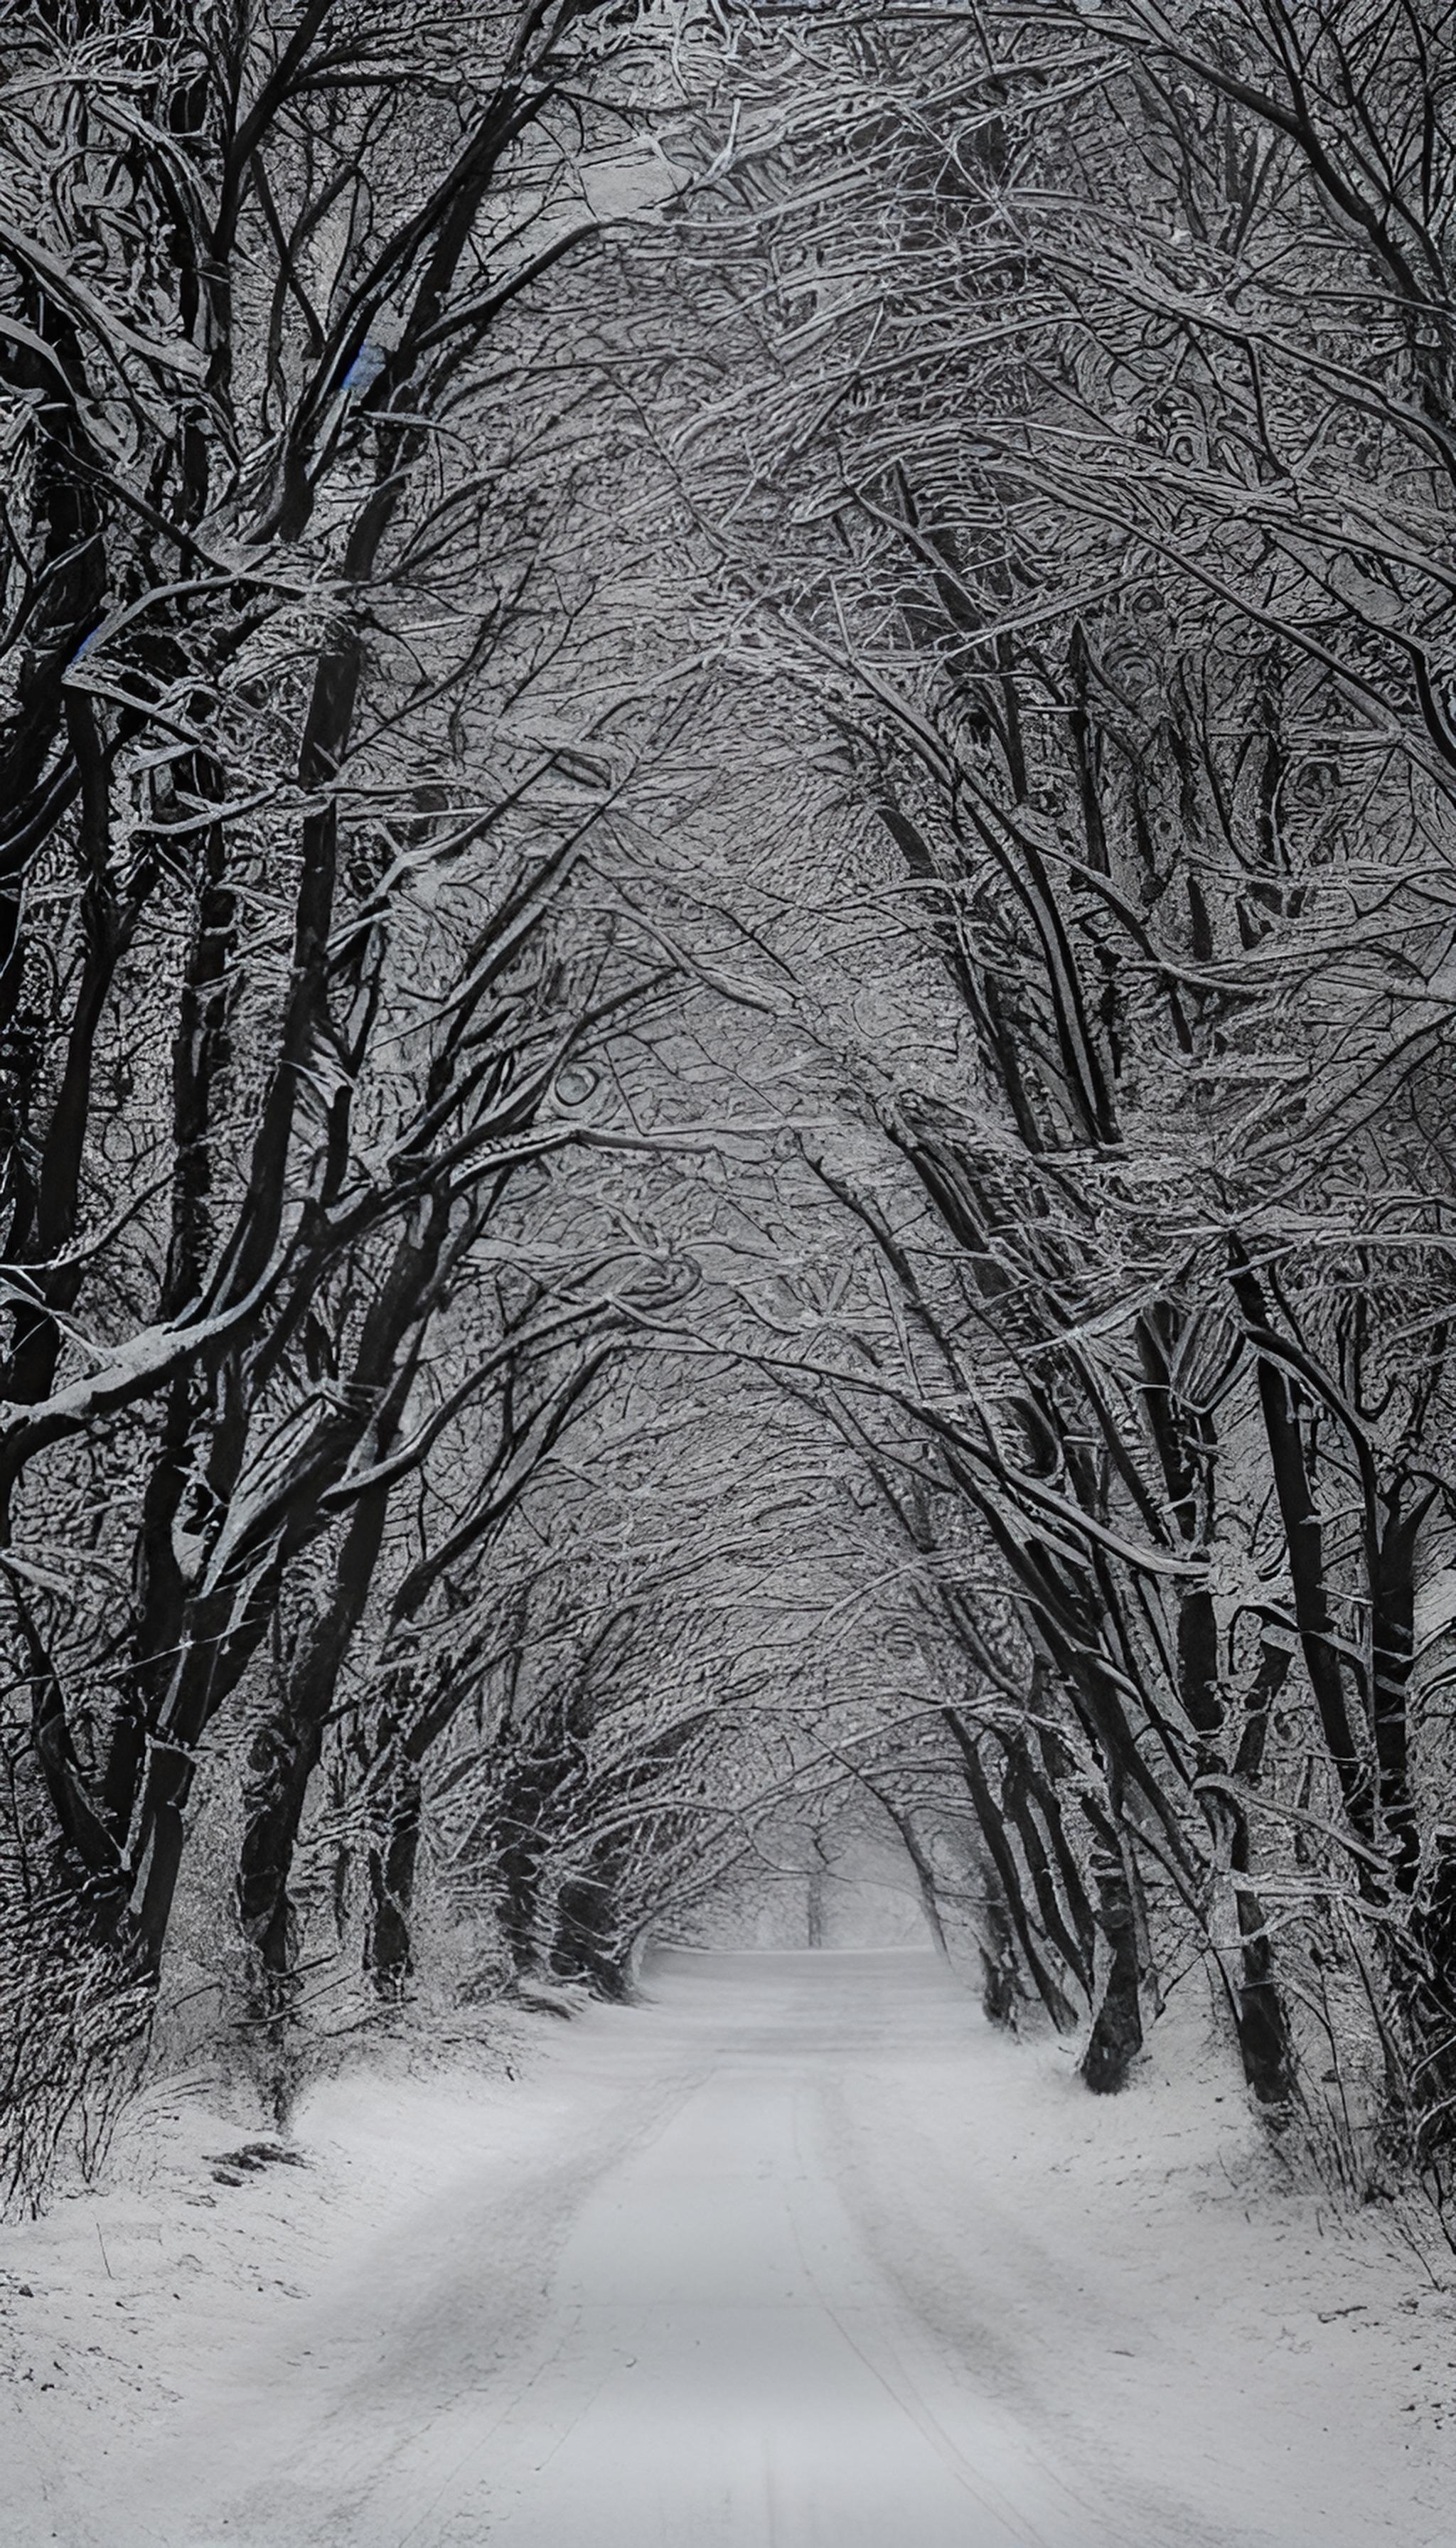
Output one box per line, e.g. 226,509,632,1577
823,1966,1456,2544
1,1950,1452,2547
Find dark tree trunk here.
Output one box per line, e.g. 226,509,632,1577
1226,1809,1294,2108
236,1710,314,2002
552,1856,631,1999
1371,1487,1429,1897
1080,1809,1144,2093
1000,1737,1093,2001
1229,1249,1374,1856
976,1855,1023,2029
236,1478,395,2005
946,1708,1080,2033
806,1836,830,1947
364,1757,422,1998
491,1750,565,1974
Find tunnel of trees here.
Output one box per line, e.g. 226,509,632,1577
5,0,1456,2213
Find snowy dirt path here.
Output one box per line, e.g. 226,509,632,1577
6,1948,1455,2547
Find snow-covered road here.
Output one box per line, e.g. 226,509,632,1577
406,1961,1097,2548
9,1947,1454,2547
122,1950,1125,2548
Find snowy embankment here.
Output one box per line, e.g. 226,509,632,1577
1,1952,1452,2547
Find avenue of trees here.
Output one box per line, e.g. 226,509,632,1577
6,0,1456,2218
644,0,1456,2168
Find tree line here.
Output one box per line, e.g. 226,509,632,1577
645,0,1456,2162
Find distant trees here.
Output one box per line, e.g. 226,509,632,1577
404,1366,925,1994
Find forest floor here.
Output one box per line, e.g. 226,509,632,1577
2,1947,1455,2547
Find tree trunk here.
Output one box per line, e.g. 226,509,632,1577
806,1834,830,1948
552,1853,631,1998
976,1855,1023,2028
946,1709,1080,2032
491,1750,564,1974
363,1757,422,1998
1227,1809,1294,2108
237,1480,395,2006
1080,1814,1143,2093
